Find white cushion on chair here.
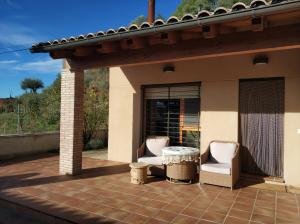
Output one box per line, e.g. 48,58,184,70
145,137,169,156
138,156,163,166
210,142,236,164
201,162,231,175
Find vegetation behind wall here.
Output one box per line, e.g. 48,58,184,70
0,68,109,150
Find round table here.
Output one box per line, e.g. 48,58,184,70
162,146,199,184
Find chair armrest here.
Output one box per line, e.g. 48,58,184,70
231,146,240,183
200,148,209,165
137,142,146,159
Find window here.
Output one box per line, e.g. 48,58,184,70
143,84,200,148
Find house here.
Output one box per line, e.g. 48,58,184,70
0,97,15,112
31,0,300,188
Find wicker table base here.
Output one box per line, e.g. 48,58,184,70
166,161,197,184
129,162,148,184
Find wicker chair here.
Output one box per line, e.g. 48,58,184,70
199,140,240,190
137,136,169,176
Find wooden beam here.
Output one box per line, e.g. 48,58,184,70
121,37,148,50
161,31,181,45
251,17,265,32
202,24,218,39
67,24,300,68
73,47,96,57
50,50,74,59
97,41,120,54
219,25,235,34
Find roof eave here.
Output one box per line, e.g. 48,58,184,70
30,1,300,53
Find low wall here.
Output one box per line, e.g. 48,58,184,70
0,132,59,159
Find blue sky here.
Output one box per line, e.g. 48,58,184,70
0,0,181,98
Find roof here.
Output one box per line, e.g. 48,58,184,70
30,0,300,53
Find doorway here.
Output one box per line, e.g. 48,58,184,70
142,83,201,148
239,78,284,177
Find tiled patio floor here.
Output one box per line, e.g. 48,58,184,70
0,153,299,224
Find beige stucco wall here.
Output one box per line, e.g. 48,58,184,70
108,49,300,187
284,77,300,187
0,132,59,159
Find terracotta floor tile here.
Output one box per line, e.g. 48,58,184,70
251,213,275,224
197,220,216,224
276,217,300,224
137,206,160,217
181,207,204,219
224,216,249,224
255,199,275,209
277,203,299,213
171,197,193,205
162,203,185,213
145,218,167,224
277,198,297,206
232,202,253,212
94,205,114,216
201,211,226,223
213,198,234,207
122,202,143,213
228,208,252,220
239,191,257,198
103,209,130,221
172,214,198,224
154,194,175,203
1,154,299,224
253,206,275,217
207,204,231,215
236,197,255,205
276,210,300,222
146,199,169,209
20,187,46,196
189,200,211,210
154,210,178,222
123,213,150,224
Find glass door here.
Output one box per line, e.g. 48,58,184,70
143,84,200,148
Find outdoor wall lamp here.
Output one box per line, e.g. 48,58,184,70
163,65,175,73
253,55,269,65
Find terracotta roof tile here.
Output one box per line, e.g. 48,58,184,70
30,0,294,50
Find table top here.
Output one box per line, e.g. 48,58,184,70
162,146,200,156
129,162,148,168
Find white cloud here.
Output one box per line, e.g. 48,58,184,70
14,59,62,74
0,60,17,64
0,22,45,47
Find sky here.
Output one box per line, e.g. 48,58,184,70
0,0,181,98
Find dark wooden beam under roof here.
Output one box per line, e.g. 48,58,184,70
69,23,300,69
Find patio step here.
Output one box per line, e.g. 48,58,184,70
241,173,285,185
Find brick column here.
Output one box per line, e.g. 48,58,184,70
59,60,84,175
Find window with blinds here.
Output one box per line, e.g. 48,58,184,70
143,84,200,148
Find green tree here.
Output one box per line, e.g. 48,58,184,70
130,13,165,25
21,78,44,93
83,68,109,149
40,74,61,129
173,0,251,18
130,15,147,25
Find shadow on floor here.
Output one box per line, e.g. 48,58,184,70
0,152,58,167
0,164,130,191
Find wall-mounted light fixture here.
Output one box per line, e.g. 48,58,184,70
253,55,269,65
163,65,175,73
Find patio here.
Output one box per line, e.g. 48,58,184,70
0,153,299,224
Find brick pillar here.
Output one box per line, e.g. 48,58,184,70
59,60,84,175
